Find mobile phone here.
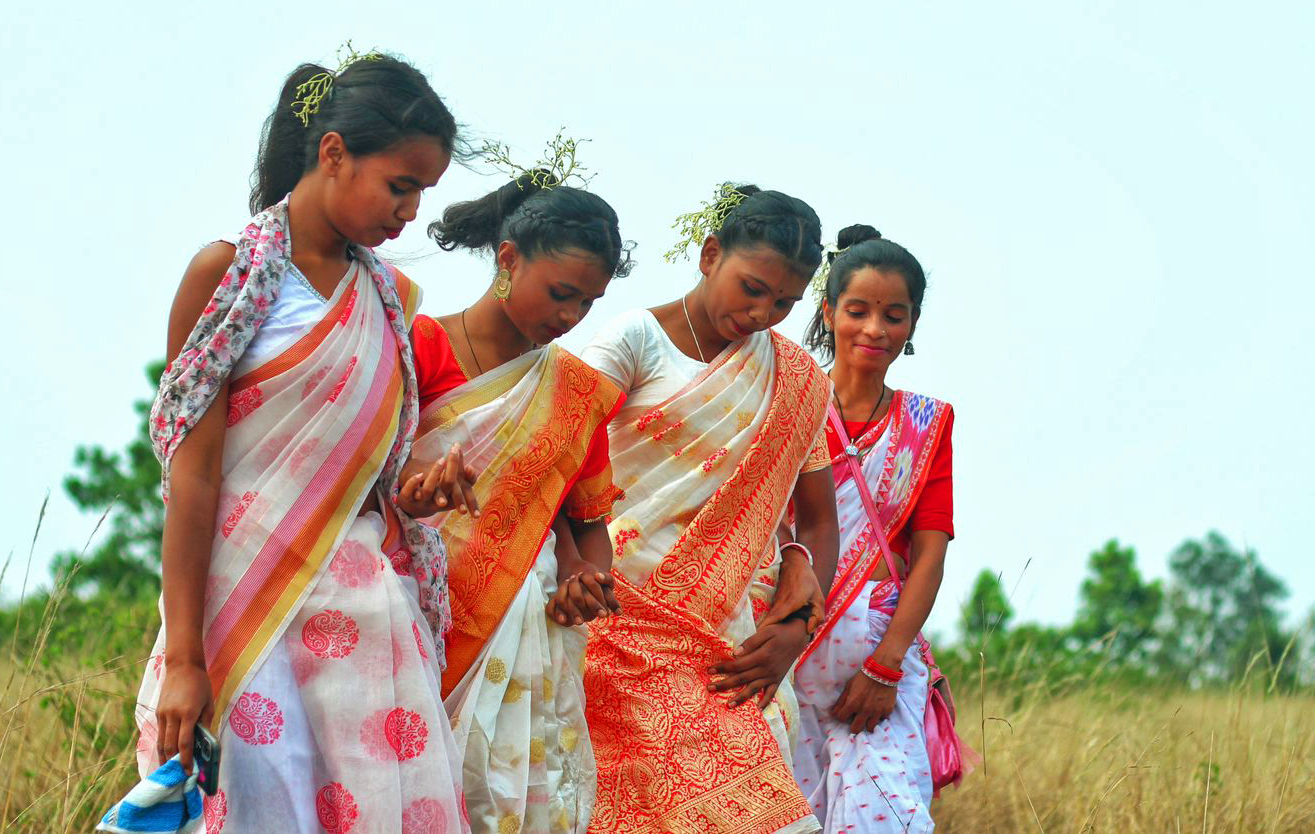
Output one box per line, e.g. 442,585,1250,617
193,723,221,796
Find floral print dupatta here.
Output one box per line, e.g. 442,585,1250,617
146,199,449,729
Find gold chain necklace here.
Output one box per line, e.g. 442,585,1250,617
681,292,707,363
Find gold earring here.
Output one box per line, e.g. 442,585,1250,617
493,268,512,302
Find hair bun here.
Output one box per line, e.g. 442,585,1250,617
731,183,761,200
495,169,553,216
837,223,882,249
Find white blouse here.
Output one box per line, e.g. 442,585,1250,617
234,260,357,374
583,308,831,474
580,309,709,411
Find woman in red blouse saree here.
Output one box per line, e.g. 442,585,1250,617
792,225,958,833
409,174,633,832
410,316,623,833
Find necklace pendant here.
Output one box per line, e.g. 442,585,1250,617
845,443,860,457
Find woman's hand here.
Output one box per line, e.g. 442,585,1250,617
155,659,215,772
708,617,811,709
829,670,898,734
397,444,479,518
545,562,620,626
759,547,825,635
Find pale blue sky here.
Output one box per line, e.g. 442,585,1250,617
2,0,1311,638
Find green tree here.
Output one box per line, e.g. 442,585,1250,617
49,361,165,600
1072,539,1163,663
961,568,1013,641
1159,531,1292,686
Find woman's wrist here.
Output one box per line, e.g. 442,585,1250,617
778,609,815,642
556,554,591,581
860,664,900,687
868,642,906,671
164,643,207,667
779,541,813,567
861,650,904,687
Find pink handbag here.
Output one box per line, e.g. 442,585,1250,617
828,404,976,796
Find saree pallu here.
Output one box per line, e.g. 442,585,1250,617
138,206,464,831
585,331,830,834
412,345,623,834
794,391,951,833
795,580,932,833
139,510,464,832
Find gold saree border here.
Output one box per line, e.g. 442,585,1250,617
586,576,816,834
437,348,624,697
585,332,829,833
648,333,830,629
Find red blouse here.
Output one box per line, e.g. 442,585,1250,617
412,314,475,409
823,401,955,557
410,314,618,520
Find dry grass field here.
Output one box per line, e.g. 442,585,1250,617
936,684,1315,832
0,580,151,833
2,582,1312,833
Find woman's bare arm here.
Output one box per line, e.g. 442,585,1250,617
155,242,233,768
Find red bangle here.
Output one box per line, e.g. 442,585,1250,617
779,541,814,566
863,656,903,683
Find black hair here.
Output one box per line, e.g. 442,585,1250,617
250,55,459,214
714,184,823,275
803,224,928,364
428,171,634,278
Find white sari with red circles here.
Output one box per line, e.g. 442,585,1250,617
137,201,465,833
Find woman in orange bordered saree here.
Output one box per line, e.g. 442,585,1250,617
410,174,634,832
580,185,840,834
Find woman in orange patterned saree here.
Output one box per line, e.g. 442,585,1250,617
408,176,632,833
580,185,839,834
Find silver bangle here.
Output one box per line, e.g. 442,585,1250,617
860,666,899,687
780,541,814,567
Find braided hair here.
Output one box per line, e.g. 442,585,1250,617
803,224,927,363
713,185,823,275
429,171,633,278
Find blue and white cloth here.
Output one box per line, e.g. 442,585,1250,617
97,756,203,834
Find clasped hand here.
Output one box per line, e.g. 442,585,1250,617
397,443,479,518
546,559,622,626
707,545,824,709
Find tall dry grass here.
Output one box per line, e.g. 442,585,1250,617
0,654,145,833
0,504,154,833
5,628,1311,833
1,507,1311,831
934,681,1315,832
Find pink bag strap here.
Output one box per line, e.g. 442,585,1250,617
828,403,904,591
827,402,934,660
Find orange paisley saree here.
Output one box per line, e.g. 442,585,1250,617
411,341,624,833
584,328,830,834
